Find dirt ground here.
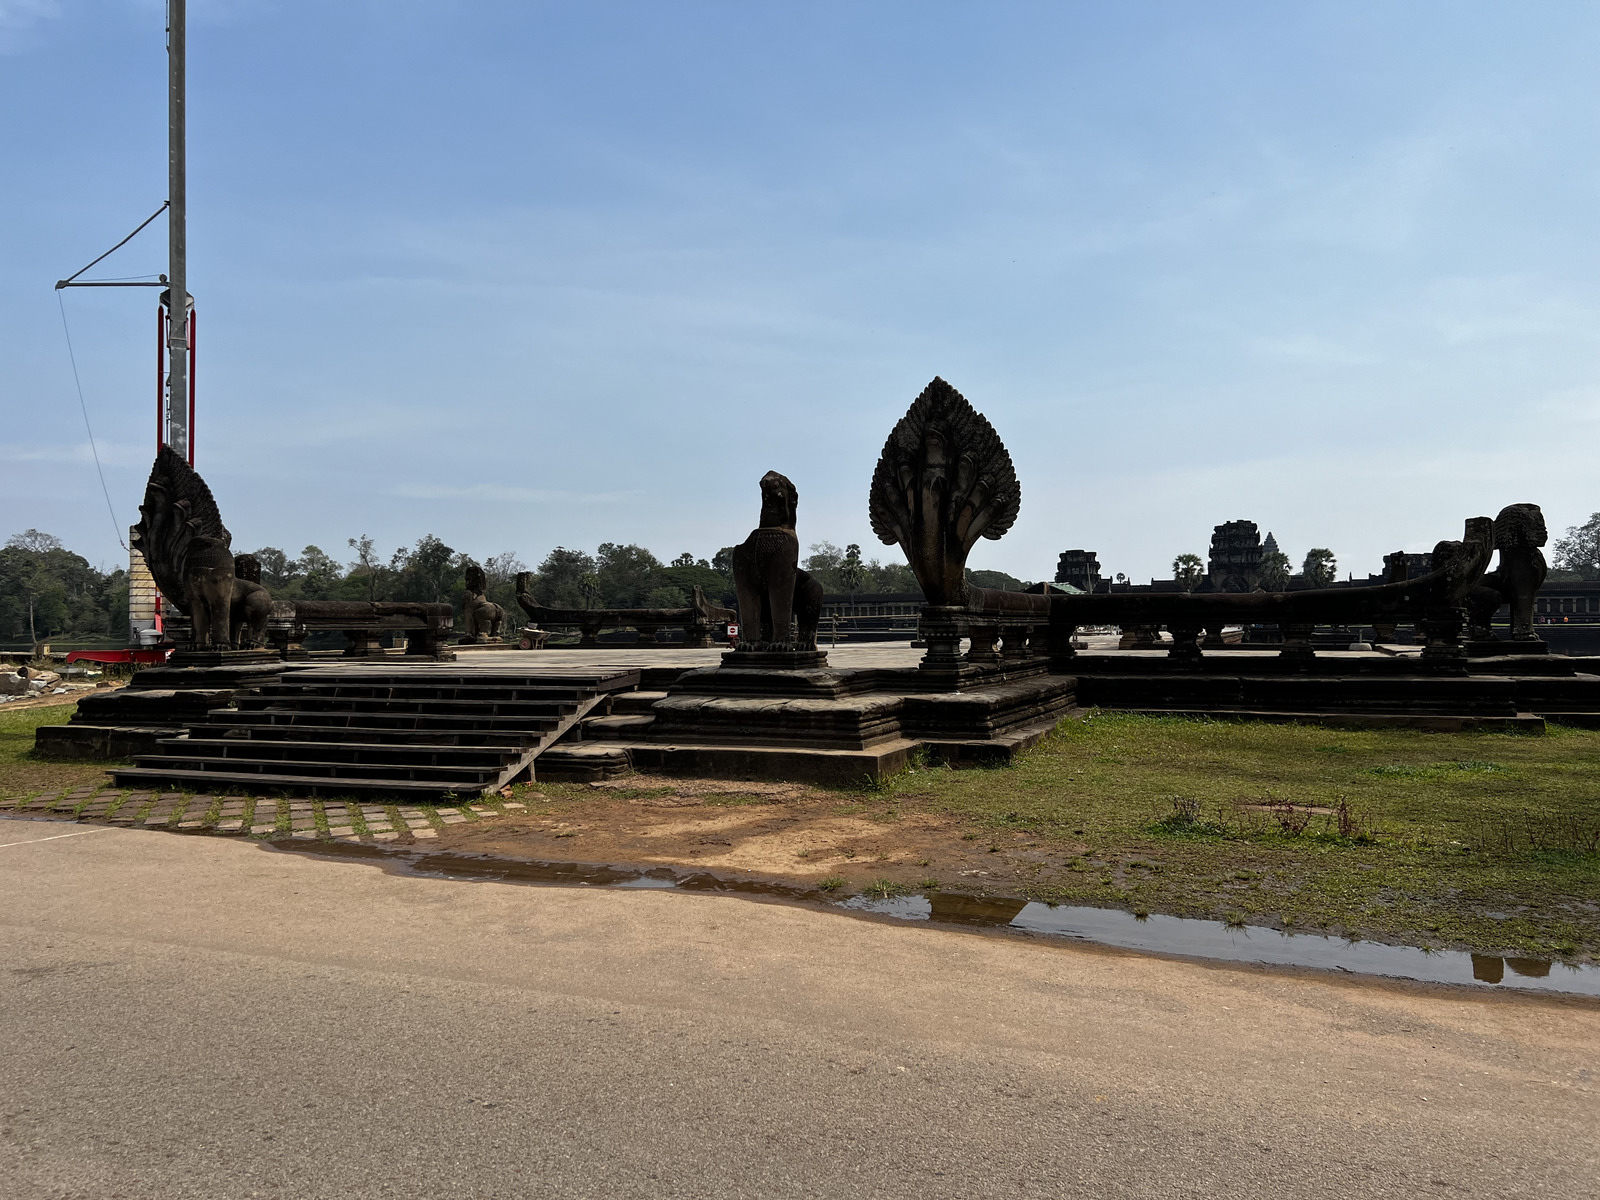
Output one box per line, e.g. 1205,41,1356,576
436,776,1081,898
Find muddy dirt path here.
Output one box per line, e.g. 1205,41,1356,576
434,776,1084,899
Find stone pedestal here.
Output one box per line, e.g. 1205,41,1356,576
918,606,967,673
168,647,281,668
721,647,829,670
1167,623,1204,664
1466,637,1548,658
1279,623,1316,667
1420,610,1467,661
967,625,1001,664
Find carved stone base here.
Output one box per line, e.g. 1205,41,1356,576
167,647,281,669
721,647,829,670
1466,637,1548,658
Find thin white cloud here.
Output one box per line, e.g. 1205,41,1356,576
0,440,148,466
392,483,640,505
0,0,59,53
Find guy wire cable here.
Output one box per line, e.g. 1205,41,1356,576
56,290,128,552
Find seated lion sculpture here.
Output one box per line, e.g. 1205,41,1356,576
730,470,822,650
1466,503,1547,642
460,563,505,643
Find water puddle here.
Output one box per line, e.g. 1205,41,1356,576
269,839,1600,997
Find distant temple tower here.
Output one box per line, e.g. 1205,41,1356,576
1208,520,1263,592
1055,549,1102,593
1383,550,1433,582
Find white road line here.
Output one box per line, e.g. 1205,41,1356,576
0,826,115,850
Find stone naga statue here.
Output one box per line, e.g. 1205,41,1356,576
1465,503,1548,642
460,563,505,643
129,445,270,650
731,470,823,649
868,377,1020,607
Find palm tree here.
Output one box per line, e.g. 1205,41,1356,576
1172,553,1204,592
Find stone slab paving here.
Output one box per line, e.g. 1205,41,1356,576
0,786,514,848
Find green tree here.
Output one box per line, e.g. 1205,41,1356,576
1259,549,1291,590
390,535,458,603
645,585,689,609
578,572,600,609
529,547,597,609
864,557,920,594
482,551,527,619
1553,513,1600,580
251,547,299,592
803,542,846,591
1172,553,1204,592
346,535,388,601
663,559,734,606
294,545,345,600
839,544,866,593
1302,548,1336,588
0,530,125,647
967,568,1026,592
596,543,665,607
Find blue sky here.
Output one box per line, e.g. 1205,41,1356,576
3,1,1598,584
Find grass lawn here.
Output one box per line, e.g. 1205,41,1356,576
866,712,1600,961
0,704,120,799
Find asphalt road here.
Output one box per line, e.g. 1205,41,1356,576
1,819,1595,1199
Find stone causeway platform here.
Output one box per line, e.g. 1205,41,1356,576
34,639,1600,800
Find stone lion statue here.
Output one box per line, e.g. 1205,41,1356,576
460,563,505,643
1466,503,1548,642
229,553,272,650
730,471,821,650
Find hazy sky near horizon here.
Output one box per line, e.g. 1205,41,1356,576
3,1,1598,583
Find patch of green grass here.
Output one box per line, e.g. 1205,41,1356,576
860,711,1600,961
863,878,914,900
817,874,845,892
703,792,776,807
0,704,126,800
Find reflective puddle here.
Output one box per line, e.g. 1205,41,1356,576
270,839,1600,998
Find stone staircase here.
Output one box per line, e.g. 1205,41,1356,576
111,667,641,801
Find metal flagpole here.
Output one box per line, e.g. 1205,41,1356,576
166,0,189,462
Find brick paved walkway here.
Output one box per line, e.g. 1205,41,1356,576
0,784,521,842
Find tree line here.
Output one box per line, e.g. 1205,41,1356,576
0,531,128,649
35,512,1593,648
249,536,963,620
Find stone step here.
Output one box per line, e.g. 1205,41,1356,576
534,744,634,782
124,753,500,785
192,720,536,749
609,690,668,714
231,695,583,718
254,682,597,703
110,766,489,802
581,714,656,740
154,737,512,768
109,670,630,799
206,708,562,736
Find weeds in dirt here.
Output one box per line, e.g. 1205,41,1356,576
817,874,845,892
1464,812,1600,858
864,878,914,900
1270,802,1313,837
1151,795,1231,837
